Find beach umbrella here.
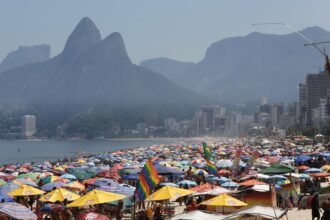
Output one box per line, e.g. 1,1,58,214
39,175,61,185
294,155,312,163
99,184,135,197
305,168,323,174
218,169,231,175
145,186,194,201
178,180,197,188
268,175,288,181
200,194,247,207
41,182,65,192
67,189,126,207
239,179,267,186
14,178,38,187
0,190,14,202
39,188,80,202
298,165,310,171
221,181,239,188
40,204,64,213
0,179,6,186
0,182,20,193
94,178,118,186
38,172,53,179
194,186,231,196
63,181,85,191
193,169,208,176
321,165,330,171
61,173,77,180
310,173,330,178
9,184,45,196
16,173,39,181
216,160,233,168
77,212,110,220
0,202,37,220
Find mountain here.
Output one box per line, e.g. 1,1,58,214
141,26,330,103
140,58,196,83
0,44,50,73
0,17,206,115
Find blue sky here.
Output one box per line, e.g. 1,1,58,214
1,1,330,64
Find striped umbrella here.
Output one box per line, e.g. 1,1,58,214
0,202,37,219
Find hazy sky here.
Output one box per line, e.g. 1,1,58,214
1,1,330,64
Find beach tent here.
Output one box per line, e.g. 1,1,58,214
260,163,294,174
223,205,287,219
67,189,126,207
0,202,37,220
146,186,194,201
172,210,225,220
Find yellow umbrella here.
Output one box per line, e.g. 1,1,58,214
67,189,126,207
146,186,194,201
9,184,45,197
39,188,80,202
200,194,247,207
321,165,330,171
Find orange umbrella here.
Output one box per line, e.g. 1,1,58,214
239,179,267,186
218,169,231,175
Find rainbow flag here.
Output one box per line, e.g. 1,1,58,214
203,142,212,159
205,158,218,176
135,159,160,201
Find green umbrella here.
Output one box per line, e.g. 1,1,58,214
16,173,40,181
68,168,96,180
0,179,7,186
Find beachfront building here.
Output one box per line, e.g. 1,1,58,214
21,115,36,138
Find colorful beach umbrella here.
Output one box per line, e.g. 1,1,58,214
0,202,37,220
41,182,65,192
39,188,80,202
200,194,247,207
67,189,126,207
9,184,45,197
146,186,194,201
63,181,85,191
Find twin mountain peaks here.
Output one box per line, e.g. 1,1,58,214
0,17,204,110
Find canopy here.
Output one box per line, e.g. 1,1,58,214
9,184,45,196
146,186,194,201
223,205,287,219
260,164,294,174
67,189,126,207
172,210,225,220
200,194,247,207
0,202,37,220
39,188,80,202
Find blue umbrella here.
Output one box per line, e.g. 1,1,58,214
0,203,37,219
221,181,239,188
295,155,312,163
177,180,197,188
305,168,323,174
0,190,14,202
98,184,135,197
1,183,20,193
41,182,64,192
94,178,118,186
216,160,233,168
60,174,77,180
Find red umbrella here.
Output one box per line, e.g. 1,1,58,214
77,212,110,220
298,165,310,171
218,169,231,175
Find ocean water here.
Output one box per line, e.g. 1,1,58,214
0,139,176,164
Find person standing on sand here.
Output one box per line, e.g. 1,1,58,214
312,193,320,220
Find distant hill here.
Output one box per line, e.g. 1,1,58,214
140,57,196,84
141,26,330,103
0,45,50,73
0,17,206,120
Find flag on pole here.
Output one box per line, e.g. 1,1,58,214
231,148,242,179
135,159,160,201
205,158,218,176
203,142,212,159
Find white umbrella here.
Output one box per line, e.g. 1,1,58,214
172,210,224,220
